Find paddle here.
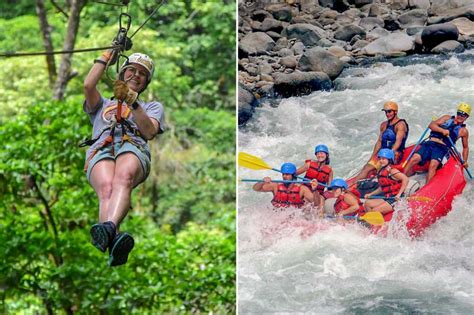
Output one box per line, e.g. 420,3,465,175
327,212,385,226
446,137,473,179
238,152,328,186
367,196,433,202
240,179,308,184
402,120,433,168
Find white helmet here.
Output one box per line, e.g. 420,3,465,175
120,53,154,82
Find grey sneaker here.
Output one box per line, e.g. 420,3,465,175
108,232,135,267
90,221,116,253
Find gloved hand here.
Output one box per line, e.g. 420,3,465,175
102,49,119,66
113,80,138,105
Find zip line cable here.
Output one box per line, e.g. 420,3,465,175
129,0,166,39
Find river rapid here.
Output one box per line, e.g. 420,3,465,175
238,51,474,314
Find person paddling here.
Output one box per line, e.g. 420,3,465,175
253,162,321,209
354,101,409,181
404,103,470,183
328,178,365,217
82,50,165,266
364,149,409,214
296,144,333,195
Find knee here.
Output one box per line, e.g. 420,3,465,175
96,181,113,201
113,171,135,188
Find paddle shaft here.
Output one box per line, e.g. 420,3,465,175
241,179,307,184
447,137,473,179
402,126,430,168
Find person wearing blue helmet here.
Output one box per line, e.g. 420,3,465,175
329,178,365,217
354,101,409,181
253,162,321,208
296,144,333,196
404,103,471,183
364,149,409,214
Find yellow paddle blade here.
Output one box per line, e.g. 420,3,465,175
407,196,432,202
238,152,272,170
359,212,385,226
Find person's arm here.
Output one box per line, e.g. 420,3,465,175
369,122,385,161
253,177,277,192
391,120,408,152
460,128,469,167
296,161,310,176
338,193,360,216
328,168,333,187
84,50,114,112
391,170,409,198
428,115,451,136
302,184,320,207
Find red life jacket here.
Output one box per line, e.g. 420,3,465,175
272,184,304,208
377,165,403,197
304,160,332,194
334,192,365,215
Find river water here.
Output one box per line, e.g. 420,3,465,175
238,51,474,314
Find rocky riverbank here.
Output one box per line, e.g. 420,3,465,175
238,0,474,124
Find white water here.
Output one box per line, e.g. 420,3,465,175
238,52,474,314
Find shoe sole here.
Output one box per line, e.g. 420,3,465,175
90,224,109,253
108,233,135,267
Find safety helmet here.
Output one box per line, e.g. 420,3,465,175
377,148,395,162
329,178,348,190
281,162,297,175
457,102,471,116
120,53,155,83
315,144,329,155
382,101,398,112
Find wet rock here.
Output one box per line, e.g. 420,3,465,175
359,17,385,31
398,9,428,28
430,40,465,54
352,39,369,50
361,32,415,55
384,16,401,31
240,32,276,57
406,26,425,36
451,17,474,36
421,23,459,50
334,24,366,41
298,47,345,79
238,85,258,125
251,10,272,22
283,23,327,47
273,71,332,97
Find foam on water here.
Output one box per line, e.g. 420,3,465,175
238,52,474,314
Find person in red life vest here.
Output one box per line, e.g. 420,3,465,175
328,178,365,217
364,149,409,214
354,101,409,181
253,162,321,209
296,144,333,196
404,102,470,183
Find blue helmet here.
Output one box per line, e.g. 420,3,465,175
329,178,348,190
315,144,329,155
377,148,395,163
281,162,297,175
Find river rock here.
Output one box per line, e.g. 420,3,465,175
398,9,428,28
292,41,306,55
266,4,293,22
283,23,327,47
328,45,349,57
359,17,385,31
353,0,374,7
366,27,391,40
421,23,459,50
238,85,257,125
240,32,275,56
369,3,391,17
409,0,431,9
334,24,366,41
298,47,345,79
259,17,284,33
251,10,272,22
450,17,474,36
361,32,415,55
387,0,409,10
279,55,298,68
273,71,332,97
430,40,465,54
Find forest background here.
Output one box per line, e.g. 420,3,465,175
0,0,235,313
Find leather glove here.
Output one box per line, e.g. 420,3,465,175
113,80,138,105
102,49,119,66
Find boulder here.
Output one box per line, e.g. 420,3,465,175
279,55,298,68
359,17,385,31
273,71,332,97
240,32,276,56
398,9,428,28
353,0,374,8
266,4,293,22
292,41,306,55
430,40,465,54
421,23,459,50
384,16,401,31
277,48,294,57
361,32,415,55
408,0,431,9
328,45,349,57
251,10,273,22
283,23,327,46
298,47,345,79
387,0,409,10
334,24,366,41
238,85,257,125
368,3,391,17
259,17,284,33
450,17,474,36
366,27,391,40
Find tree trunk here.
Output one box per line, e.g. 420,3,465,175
35,0,57,88
53,0,86,100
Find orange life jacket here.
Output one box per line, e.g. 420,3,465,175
272,184,304,208
334,192,365,215
377,165,403,197
304,160,331,194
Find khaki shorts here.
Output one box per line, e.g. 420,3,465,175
86,141,151,185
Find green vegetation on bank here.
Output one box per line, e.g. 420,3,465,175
0,1,235,313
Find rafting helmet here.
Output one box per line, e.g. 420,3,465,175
281,162,297,175
457,102,471,117
382,101,398,112
377,148,395,163
329,178,348,190
119,53,155,84
314,144,330,164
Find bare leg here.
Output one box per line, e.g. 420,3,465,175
355,164,376,181
426,160,440,184
404,153,421,177
106,153,144,226
364,199,386,212
89,160,115,223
